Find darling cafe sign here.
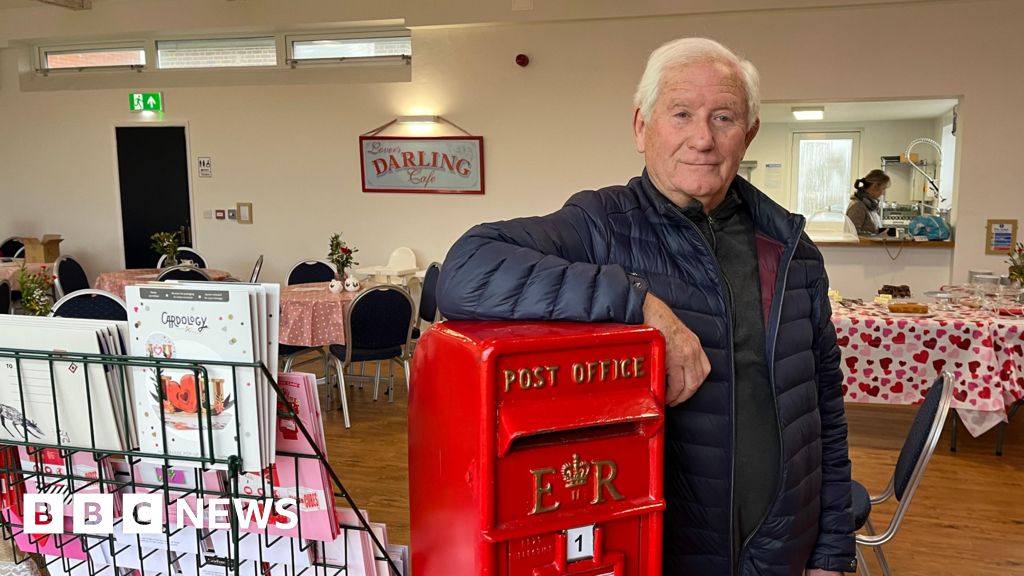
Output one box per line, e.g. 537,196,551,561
359,135,485,194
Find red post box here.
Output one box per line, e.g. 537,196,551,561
410,321,665,575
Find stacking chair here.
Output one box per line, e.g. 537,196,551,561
852,371,954,576
51,289,128,321
286,259,335,285
329,286,415,423
0,280,10,314
157,265,211,282
157,247,207,268
249,255,264,283
54,255,90,298
280,259,337,409
410,262,441,351
0,237,23,259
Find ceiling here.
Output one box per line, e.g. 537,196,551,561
760,99,958,123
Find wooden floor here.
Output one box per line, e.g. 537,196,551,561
323,367,1024,575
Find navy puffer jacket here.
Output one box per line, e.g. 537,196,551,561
437,172,855,575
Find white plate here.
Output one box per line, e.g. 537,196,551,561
887,312,935,318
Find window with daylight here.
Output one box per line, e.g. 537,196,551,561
157,37,277,69
41,46,145,70
792,131,861,216
289,32,411,62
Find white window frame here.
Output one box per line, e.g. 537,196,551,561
285,29,411,67
36,41,147,74
790,131,862,216
154,35,281,71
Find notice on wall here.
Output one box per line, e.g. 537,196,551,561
985,219,1017,255
198,156,212,178
764,163,784,195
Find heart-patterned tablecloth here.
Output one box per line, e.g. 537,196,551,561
833,304,1024,436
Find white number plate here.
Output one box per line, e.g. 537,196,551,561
566,524,595,562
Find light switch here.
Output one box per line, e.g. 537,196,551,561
203,209,213,219
227,209,237,220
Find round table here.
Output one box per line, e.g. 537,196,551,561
279,282,367,347
94,268,231,299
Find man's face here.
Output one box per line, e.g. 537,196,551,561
634,61,759,211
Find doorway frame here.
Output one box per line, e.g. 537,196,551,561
110,121,197,270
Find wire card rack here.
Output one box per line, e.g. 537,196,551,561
0,346,401,576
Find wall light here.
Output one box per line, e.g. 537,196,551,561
397,115,440,125
792,106,825,121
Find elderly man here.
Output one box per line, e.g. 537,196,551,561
436,37,855,576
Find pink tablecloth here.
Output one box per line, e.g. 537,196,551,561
94,268,231,299
0,261,52,290
279,282,364,347
834,303,1024,436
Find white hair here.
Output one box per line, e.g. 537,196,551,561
633,37,761,129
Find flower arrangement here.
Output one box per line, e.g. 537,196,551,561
18,265,53,316
327,233,359,278
1007,241,1024,285
150,231,181,266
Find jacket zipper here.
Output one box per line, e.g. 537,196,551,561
737,220,806,569
674,208,738,574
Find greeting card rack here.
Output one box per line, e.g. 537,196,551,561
0,346,400,576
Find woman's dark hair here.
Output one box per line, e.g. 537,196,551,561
853,169,891,192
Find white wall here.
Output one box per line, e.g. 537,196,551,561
0,0,1021,289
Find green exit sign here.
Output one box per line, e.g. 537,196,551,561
129,92,163,112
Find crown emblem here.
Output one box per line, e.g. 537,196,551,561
561,454,590,488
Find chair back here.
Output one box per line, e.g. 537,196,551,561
418,262,441,324
385,246,417,270
0,237,23,259
893,371,954,502
157,266,212,282
54,256,90,298
51,289,127,321
0,280,10,314
249,255,264,283
343,286,414,361
287,260,335,285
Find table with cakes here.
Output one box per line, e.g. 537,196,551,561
832,284,1024,438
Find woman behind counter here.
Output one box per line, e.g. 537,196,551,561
846,169,891,235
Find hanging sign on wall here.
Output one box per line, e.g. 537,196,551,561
359,136,485,194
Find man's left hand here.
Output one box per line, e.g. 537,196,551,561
805,570,842,576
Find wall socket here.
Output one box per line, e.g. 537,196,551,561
227,209,237,220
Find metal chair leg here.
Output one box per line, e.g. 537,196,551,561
372,361,382,401
949,410,958,452
856,545,871,576
331,357,351,428
864,518,891,576
404,358,411,393
997,400,1022,456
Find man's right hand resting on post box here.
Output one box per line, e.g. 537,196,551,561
643,293,711,406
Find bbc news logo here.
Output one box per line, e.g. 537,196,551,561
22,494,298,534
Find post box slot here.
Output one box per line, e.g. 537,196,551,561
502,422,641,454
497,388,661,457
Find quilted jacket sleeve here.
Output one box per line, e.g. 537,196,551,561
808,269,857,573
436,193,648,324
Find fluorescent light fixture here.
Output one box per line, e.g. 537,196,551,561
397,115,440,124
792,106,825,121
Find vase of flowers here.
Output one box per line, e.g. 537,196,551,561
327,233,359,280
151,231,181,267
18,265,53,316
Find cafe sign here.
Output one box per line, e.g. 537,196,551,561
359,136,485,194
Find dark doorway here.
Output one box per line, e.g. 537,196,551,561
115,126,193,269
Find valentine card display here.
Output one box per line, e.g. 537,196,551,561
126,285,264,471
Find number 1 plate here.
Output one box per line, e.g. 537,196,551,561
566,524,595,561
